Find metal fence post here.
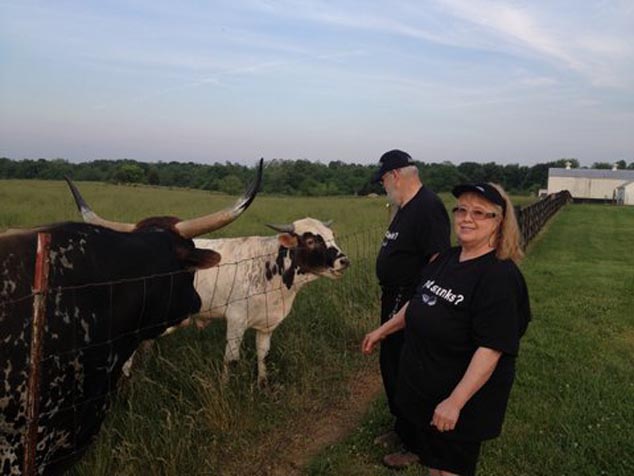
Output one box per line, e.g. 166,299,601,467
23,232,52,476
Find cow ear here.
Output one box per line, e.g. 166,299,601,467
191,249,222,269
178,247,221,270
278,233,298,248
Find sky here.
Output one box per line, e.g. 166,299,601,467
1,0,633,167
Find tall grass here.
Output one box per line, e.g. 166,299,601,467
0,179,535,474
64,229,384,475
307,203,634,476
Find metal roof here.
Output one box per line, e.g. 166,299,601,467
616,180,634,189
549,168,634,180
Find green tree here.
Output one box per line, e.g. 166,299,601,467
219,175,242,195
554,158,579,168
146,167,160,185
0,155,578,196
113,163,145,184
421,162,465,192
457,162,487,183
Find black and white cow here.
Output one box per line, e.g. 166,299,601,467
64,181,350,385
0,161,261,475
179,218,351,385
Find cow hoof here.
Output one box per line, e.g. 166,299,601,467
222,361,239,384
122,360,133,378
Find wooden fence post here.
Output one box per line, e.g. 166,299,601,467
516,191,571,249
23,232,52,476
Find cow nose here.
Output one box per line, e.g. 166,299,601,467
339,257,351,268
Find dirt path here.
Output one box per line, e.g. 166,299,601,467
251,367,383,476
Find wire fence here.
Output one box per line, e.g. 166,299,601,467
1,225,384,475
1,251,205,474
3,192,571,475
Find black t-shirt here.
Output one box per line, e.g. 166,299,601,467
376,186,450,294
395,247,531,441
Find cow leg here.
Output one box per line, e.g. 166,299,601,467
163,317,191,336
222,314,247,382
122,340,155,377
122,351,136,377
256,330,273,387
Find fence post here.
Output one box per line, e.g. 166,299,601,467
23,232,52,476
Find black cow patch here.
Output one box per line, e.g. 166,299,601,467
266,232,339,290
264,260,280,281
1,223,202,475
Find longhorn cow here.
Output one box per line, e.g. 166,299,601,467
0,160,262,475
66,179,350,385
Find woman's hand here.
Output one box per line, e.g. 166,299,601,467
361,329,384,355
431,397,461,432
430,347,502,432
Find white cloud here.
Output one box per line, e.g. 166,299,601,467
517,75,558,87
434,0,634,88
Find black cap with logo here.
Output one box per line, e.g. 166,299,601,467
451,183,507,214
372,149,415,183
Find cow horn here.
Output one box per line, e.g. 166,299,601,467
64,176,136,232
323,219,334,228
175,158,264,239
266,223,295,234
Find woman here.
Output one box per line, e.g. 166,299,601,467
362,183,531,476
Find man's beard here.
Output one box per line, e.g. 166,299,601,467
385,187,399,206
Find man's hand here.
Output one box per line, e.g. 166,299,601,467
361,329,383,355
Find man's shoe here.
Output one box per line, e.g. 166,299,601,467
373,430,400,448
382,449,420,469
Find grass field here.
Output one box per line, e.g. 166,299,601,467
5,178,620,476
0,179,390,236
307,203,634,476
0,179,535,236
1,179,390,475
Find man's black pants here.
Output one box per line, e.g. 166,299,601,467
380,289,416,451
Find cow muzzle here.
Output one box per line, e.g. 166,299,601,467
328,255,350,278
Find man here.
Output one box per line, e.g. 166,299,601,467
373,149,451,468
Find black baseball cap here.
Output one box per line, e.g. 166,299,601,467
452,183,507,214
371,149,415,183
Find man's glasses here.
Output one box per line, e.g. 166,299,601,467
379,169,398,186
451,206,498,221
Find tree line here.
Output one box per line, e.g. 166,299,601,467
1,157,633,196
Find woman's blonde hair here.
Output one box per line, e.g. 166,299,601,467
489,183,524,264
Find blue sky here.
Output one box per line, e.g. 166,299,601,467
1,0,632,166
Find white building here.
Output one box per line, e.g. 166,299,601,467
615,181,634,206
547,166,634,205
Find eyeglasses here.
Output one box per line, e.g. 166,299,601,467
451,206,498,221
379,170,397,186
